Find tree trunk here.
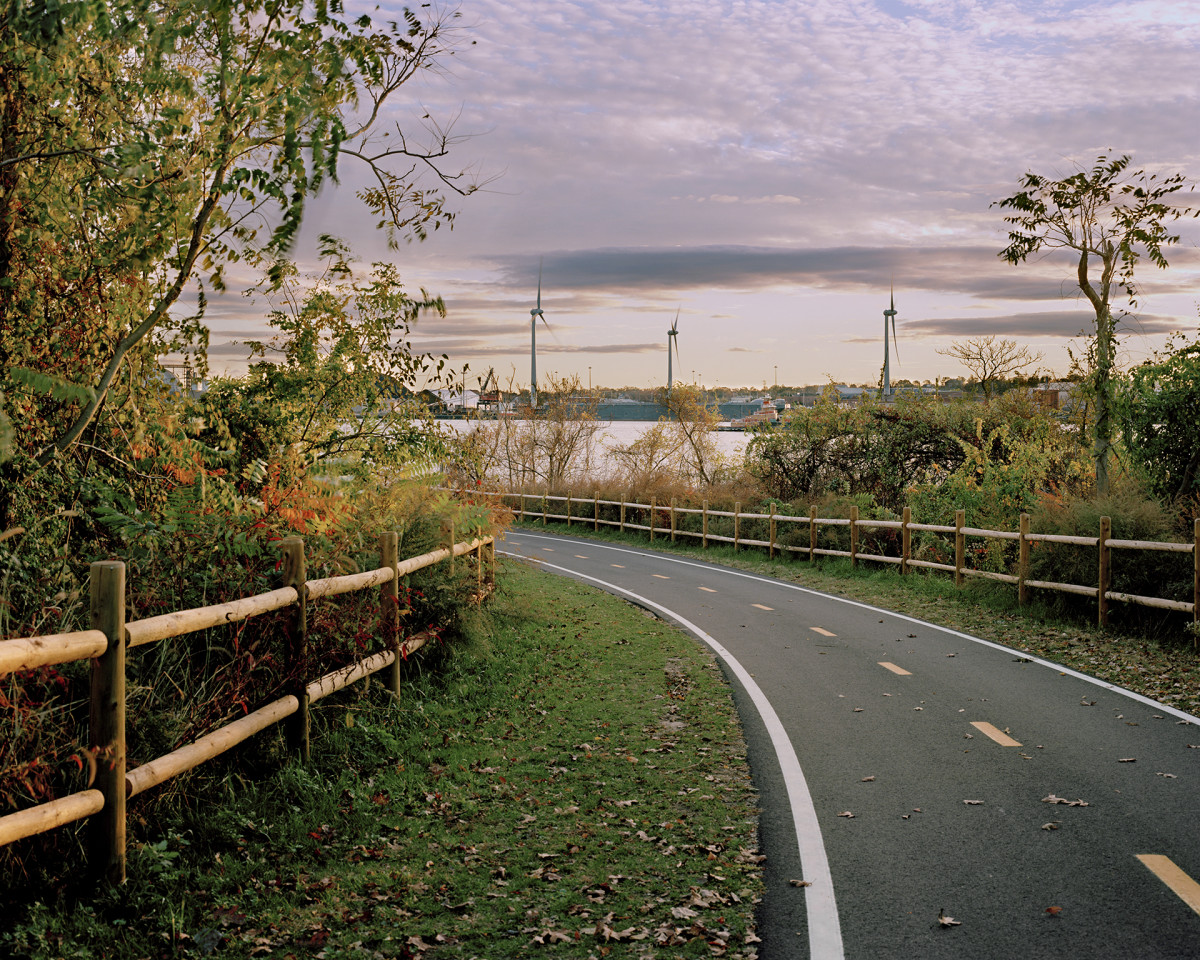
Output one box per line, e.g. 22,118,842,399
1093,306,1114,496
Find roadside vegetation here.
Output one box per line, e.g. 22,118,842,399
2,560,763,960
446,372,1200,628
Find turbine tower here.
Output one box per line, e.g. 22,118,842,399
529,259,548,410
667,308,680,399
883,285,899,399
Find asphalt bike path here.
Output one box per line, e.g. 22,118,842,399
499,530,1200,960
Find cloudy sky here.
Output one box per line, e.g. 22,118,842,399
202,0,1200,391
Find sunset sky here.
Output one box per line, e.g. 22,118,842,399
200,0,1200,392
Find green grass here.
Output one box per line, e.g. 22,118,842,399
514,519,1200,717
1,559,763,959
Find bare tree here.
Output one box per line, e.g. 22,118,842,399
937,336,1044,398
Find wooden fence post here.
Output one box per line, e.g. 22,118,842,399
594,491,599,531
620,496,626,532
702,500,709,549
541,493,547,526
954,509,965,588
1098,515,1111,627
1193,517,1199,644
281,538,309,760
849,505,859,568
1018,513,1030,606
809,505,817,562
380,532,400,697
901,506,911,575
89,560,126,885
476,539,484,597
769,509,776,560
566,492,572,528
449,521,456,575
671,497,677,542
650,498,656,541
734,502,741,552
519,487,526,521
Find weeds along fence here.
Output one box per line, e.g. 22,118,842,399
488,488,1199,630
0,531,495,884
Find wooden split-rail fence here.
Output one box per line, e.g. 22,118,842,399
0,531,495,884
487,488,1199,629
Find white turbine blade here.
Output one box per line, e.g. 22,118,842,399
671,306,680,333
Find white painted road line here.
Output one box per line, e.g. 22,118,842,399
499,547,846,960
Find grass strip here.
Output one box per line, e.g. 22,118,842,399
2,558,763,959
508,521,1200,717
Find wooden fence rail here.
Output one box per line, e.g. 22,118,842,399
0,532,495,884
489,488,1199,629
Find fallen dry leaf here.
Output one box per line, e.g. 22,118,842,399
938,909,961,927
1156,772,1178,778
963,799,983,805
837,811,854,818
1118,758,1136,763
1041,794,1089,806
1041,822,1061,831
789,879,812,887
861,776,876,782
1045,906,1063,917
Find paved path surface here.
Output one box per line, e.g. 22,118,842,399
501,530,1200,960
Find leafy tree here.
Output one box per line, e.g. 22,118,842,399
196,236,449,481
937,335,1044,398
993,153,1194,495
0,0,478,491
1121,331,1200,501
746,392,1081,514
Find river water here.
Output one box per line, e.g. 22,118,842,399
436,419,751,458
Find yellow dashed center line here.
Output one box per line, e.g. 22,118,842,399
698,586,717,593
610,564,624,568
574,554,588,559
542,547,554,551
1138,855,1200,916
752,603,773,611
878,662,911,676
810,627,836,637
652,574,670,580
970,721,1022,747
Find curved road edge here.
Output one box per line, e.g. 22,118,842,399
499,548,846,960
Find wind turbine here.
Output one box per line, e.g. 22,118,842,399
666,308,680,399
882,284,900,399
529,259,548,410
